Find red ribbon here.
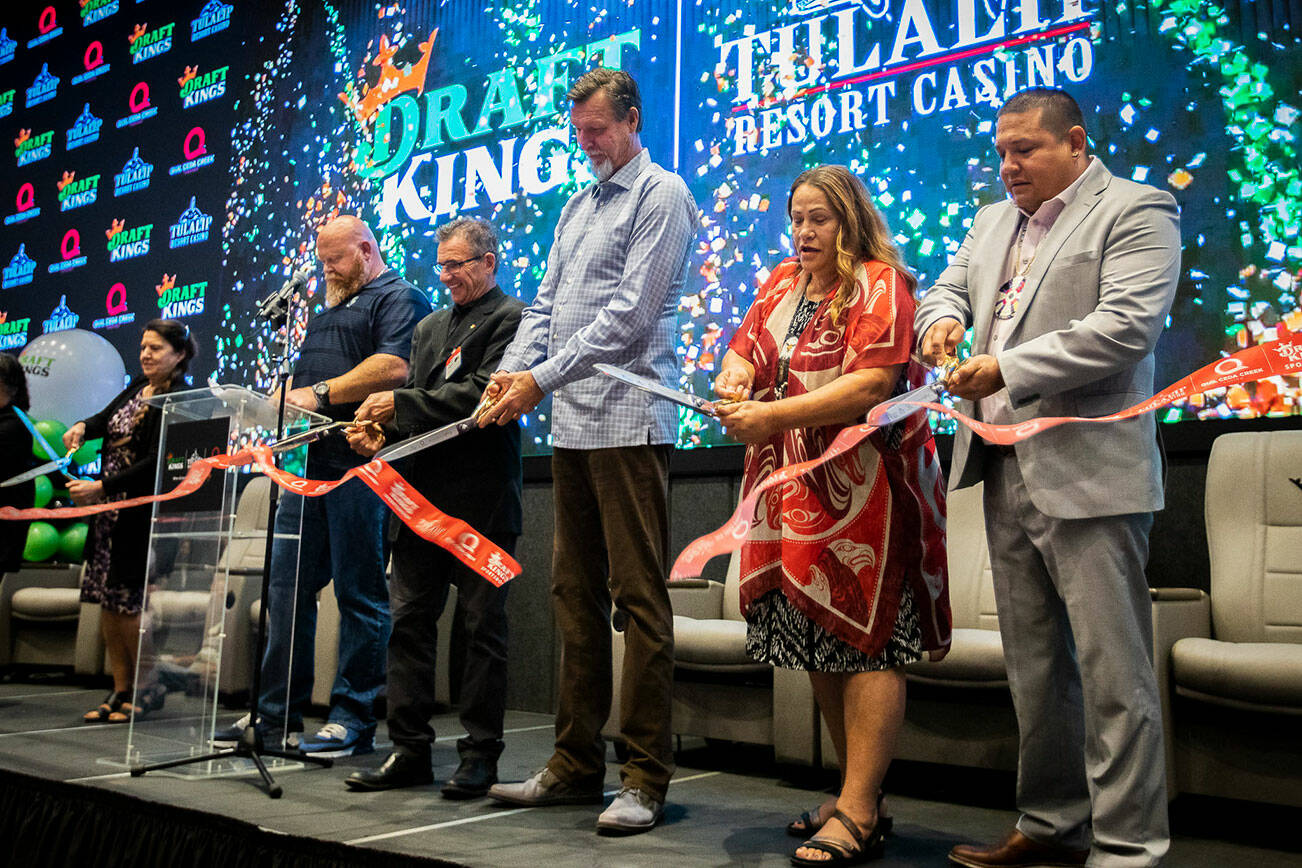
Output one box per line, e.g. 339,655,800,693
671,332,1302,580
0,446,520,587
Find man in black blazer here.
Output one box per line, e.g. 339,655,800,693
343,217,524,797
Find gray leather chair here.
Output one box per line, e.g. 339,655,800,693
608,551,821,766
824,482,1019,771
0,563,93,671
876,480,1202,794
1164,430,1302,807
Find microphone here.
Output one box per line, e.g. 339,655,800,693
256,267,312,321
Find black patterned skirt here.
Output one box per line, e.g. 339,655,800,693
745,581,923,673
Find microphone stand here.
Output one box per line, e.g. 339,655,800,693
130,277,331,797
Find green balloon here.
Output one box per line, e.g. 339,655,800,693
31,420,69,461
73,437,102,466
58,523,89,563
23,522,60,562
33,475,53,508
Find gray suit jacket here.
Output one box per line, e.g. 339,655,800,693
915,159,1181,519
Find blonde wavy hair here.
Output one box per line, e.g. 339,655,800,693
787,165,916,326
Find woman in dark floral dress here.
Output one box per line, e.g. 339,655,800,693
66,319,197,723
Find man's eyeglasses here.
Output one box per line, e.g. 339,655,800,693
434,252,487,274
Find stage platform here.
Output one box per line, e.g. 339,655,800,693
0,679,1296,867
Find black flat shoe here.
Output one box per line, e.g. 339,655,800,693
441,755,498,799
83,690,126,723
787,791,892,837
345,752,433,791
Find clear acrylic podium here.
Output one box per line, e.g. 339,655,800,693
109,385,326,777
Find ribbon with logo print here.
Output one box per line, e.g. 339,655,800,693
0,445,520,587
671,332,1302,579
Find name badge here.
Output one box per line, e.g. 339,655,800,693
444,346,462,379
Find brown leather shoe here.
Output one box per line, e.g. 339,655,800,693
949,828,1088,867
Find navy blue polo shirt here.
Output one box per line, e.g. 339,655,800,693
294,268,432,472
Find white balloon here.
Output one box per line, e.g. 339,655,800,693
19,329,127,426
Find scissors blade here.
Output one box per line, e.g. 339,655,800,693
594,364,718,417
11,407,86,482
869,382,944,427
0,458,69,488
267,421,349,454
374,416,477,463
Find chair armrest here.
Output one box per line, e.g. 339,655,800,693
1149,586,1210,801
1151,588,1207,603
668,580,724,620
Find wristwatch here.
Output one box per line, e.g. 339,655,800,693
311,381,331,411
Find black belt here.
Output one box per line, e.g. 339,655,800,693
987,443,1016,458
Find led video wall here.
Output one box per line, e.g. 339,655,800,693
3,0,1300,455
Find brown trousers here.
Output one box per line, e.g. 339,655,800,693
546,445,675,801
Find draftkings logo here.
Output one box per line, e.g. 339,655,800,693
25,62,60,108
179,65,228,108
73,40,112,85
113,147,153,196
2,244,37,288
156,273,206,318
81,0,119,27
128,22,174,63
0,312,32,351
190,0,233,41
42,295,80,334
106,218,153,262
47,228,88,274
14,128,54,166
59,170,100,211
66,103,104,150
0,89,14,119
5,182,40,226
168,196,212,248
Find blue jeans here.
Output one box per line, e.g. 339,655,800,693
256,477,390,734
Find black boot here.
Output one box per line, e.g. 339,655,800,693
345,751,433,791
441,755,498,799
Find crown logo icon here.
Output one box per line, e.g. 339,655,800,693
178,65,198,87
156,273,176,296
129,23,148,45
338,29,437,123
0,312,8,325
106,218,125,239
57,170,75,191
14,129,30,148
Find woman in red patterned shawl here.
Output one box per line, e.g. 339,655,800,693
714,165,950,866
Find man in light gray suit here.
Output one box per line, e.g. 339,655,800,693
916,88,1180,868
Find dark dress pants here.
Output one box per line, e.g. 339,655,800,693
387,526,513,762
547,445,675,802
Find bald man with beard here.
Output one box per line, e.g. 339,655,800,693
215,215,432,756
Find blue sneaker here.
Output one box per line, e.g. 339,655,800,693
298,722,374,756
210,713,300,748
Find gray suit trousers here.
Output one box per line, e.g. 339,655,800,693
983,451,1169,867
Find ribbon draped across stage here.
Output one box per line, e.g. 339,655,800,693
670,331,1302,580
0,444,520,588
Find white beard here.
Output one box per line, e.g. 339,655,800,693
589,156,615,182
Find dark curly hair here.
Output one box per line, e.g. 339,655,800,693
0,353,30,411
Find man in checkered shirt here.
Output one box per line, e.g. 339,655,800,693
479,67,697,836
